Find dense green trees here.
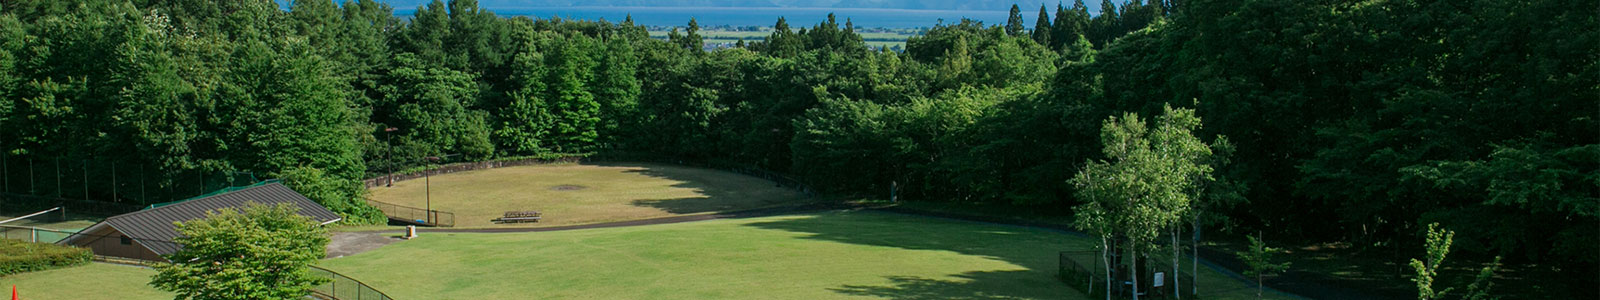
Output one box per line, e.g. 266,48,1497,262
150,203,330,300
1,0,1592,288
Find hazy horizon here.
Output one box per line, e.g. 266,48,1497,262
276,0,1107,27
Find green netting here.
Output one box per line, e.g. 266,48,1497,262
143,179,280,210
0,226,79,243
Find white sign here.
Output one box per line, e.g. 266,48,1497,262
1153,272,1165,287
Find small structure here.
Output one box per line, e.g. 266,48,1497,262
492,211,542,223
57,183,341,262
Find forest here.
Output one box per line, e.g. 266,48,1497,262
0,0,1594,286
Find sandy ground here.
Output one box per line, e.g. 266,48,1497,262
326,231,404,258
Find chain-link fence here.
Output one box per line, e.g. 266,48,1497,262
0,225,79,243
0,154,260,206
0,193,145,219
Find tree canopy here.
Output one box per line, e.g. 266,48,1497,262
149,203,331,300
0,0,1593,290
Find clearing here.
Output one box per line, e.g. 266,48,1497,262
320,210,1291,299
366,162,804,228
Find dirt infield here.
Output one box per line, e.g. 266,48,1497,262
366,162,806,228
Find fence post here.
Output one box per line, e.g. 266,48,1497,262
111,162,117,202
83,159,89,201
31,227,37,243
139,164,146,205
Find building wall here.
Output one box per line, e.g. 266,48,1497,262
69,225,167,262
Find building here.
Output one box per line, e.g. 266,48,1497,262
57,182,341,261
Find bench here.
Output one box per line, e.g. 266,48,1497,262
493,211,542,223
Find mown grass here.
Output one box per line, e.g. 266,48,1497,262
321,210,1293,299
0,263,170,300
366,162,805,228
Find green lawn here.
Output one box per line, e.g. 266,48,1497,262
368,163,805,228
321,210,1294,299
0,263,170,300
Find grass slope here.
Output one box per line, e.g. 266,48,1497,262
367,163,803,228
321,211,1294,299
0,263,170,300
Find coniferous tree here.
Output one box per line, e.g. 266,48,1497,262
544,35,600,151
1047,1,1094,51
1005,4,1025,36
494,39,553,154
1032,4,1052,46
681,18,704,52
594,36,641,147
759,17,804,57
1090,0,1119,48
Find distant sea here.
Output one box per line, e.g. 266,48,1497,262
392,6,1013,28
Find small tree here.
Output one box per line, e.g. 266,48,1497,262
1411,223,1453,300
1410,223,1501,300
150,203,331,300
1074,105,1213,300
1236,234,1289,298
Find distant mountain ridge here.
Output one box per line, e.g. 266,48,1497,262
374,0,1061,11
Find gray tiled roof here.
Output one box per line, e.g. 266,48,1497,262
101,182,342,255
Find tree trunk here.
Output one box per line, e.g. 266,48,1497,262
1173,227,1180,300
1102,236,1112,300
1192,212,1200,296
1130,232,1140,300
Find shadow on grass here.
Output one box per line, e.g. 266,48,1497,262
743,211,1074,300
593,162,795,214
832,271,1066,300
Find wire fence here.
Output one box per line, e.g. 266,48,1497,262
1060,249,1198,299
0,154,262,207
309,266,397,300
0,194,143,222
365,199,454,227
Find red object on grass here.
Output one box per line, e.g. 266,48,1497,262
11,284,17,300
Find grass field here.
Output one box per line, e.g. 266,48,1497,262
0,263,170,300
321,211,1292,299
367,163,804,228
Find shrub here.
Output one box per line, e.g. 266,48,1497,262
0,239,92,276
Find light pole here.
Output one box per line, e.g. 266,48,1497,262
424,156,438,224
384,127,399,187
421,154,457,225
